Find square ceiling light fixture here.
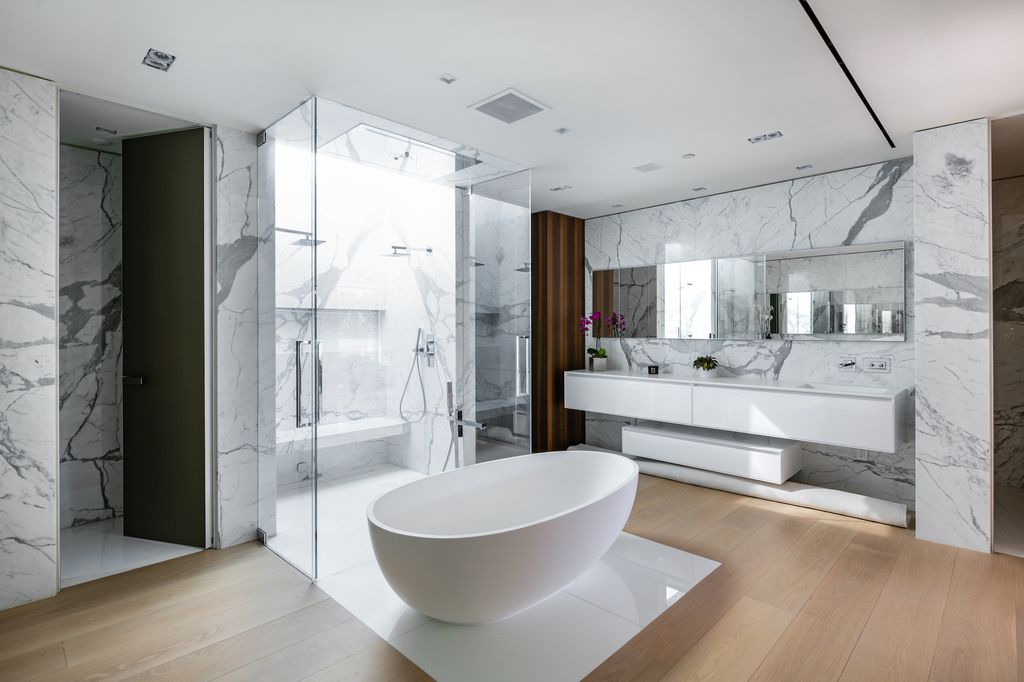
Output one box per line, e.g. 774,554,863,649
472,89,547,124
142,48,176,71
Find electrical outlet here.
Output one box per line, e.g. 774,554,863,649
864,357,891,373
838,357,856,372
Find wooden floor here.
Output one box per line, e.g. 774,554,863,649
2,475,1021,681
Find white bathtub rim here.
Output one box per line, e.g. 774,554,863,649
366,450,639,541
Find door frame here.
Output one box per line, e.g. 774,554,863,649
54,90,217,590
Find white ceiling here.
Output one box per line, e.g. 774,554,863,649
2,0,1023,218
60,91,194,153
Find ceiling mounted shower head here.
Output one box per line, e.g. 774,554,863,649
292,237,326,247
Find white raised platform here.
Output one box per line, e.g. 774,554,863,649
318,532,719,682
623,424,802,484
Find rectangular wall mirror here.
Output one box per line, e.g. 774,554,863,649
592,241,905,342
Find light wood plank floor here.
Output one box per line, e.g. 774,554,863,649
2,475,1021,681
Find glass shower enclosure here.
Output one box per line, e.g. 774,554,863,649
256,97,531,578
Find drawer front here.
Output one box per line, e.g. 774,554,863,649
692,385,895,453
622,428,801,484
564,374,692,425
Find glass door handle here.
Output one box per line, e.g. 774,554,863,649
515,334,530,398
296,340,319,428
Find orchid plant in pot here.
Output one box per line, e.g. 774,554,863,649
580,311,628,371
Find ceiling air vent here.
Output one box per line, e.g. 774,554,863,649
472,89,547,124
633,162,662,173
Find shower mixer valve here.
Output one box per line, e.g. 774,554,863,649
416,335,436,367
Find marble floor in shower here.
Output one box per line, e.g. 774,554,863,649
270,463,721,681
59,518,201,588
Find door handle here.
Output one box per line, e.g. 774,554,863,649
123,376,144,386
515,335,530,398
295,340,313,428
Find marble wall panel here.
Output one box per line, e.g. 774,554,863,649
58,145,122,528
913,119,992,552
0,68,58,610
584,159,917,507
215,126,260,547
994,176,1024,488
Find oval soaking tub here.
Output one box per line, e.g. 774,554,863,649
367,450,639,624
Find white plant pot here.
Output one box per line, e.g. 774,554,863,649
589,357,609,372
695,367,718,378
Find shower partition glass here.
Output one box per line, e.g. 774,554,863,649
257,96,530,580
257,100,317,577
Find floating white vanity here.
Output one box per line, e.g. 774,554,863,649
565,369,903,484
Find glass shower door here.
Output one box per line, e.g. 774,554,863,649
467,170,532,463
257,99,317,578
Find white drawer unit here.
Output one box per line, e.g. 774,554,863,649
564,370,901,454
564,372,692,425
622,424,802,484
691,384,896,453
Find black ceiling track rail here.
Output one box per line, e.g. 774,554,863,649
798,0,896,149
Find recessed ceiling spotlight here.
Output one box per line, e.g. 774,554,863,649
747,131,783,144
95,126,118,136
633,162,662,173
142,48,176,71
554,127,571,135
692,186,707,192
681,153,696,159
549,185,572,192
611,204,624,208
438,73,458,85
796,164,813,171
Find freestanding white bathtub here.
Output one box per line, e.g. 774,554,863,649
367,450,639,624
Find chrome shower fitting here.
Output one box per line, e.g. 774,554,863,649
385,245,434,257
417,335,436,367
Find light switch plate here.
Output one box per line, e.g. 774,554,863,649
864,357,891,373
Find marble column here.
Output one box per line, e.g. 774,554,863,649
0,68,58,610
913,119,993,552
215,126,260,547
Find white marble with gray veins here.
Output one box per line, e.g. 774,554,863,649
994,176,1024,488
215,126,261,547
58,145,123,529
913,120,992,552
585,158,917,507
0,68,58,610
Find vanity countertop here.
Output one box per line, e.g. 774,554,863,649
565,369,900,400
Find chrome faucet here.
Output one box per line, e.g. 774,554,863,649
838,359,856,368
446,382,487,436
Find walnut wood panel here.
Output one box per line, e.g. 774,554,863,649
531,210,586,451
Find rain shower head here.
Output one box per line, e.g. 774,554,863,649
293,237,326,247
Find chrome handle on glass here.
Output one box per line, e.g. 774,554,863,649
515,334,531,398
295,340,320,428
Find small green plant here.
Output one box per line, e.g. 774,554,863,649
587,347,608,358
692,355,719,372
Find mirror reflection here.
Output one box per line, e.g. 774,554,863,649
592,242,904,341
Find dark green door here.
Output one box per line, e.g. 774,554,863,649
122,127,208,548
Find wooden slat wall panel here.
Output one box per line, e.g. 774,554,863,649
531,211,587,451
